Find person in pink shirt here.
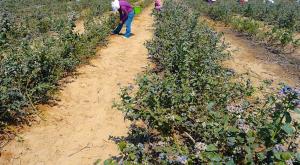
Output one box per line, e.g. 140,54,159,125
155,0,162,11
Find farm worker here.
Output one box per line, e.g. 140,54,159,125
111,0,135,38
208,0,216,4
264,0,274,3
155,0,162,11
239,0,248,5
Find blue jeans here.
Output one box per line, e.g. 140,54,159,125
113,11,135,37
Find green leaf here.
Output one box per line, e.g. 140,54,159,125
295,152,300,161
225,159,235,165
257,153,266,160
94,159,101,165
103,160,110,165
174,115,183,121
277,162,286,165
118,141,127,152
206,152,222,162
207,102,215,111
129,153,136,160
227,137,236,145
281,124,295,135
267,96,275,105
227,126,239,133
247,137,255,143
284,112,292,124
103,159,117,165
274,152,281,160
281,152,292,160
206,144,218,152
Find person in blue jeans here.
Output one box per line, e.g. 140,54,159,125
111,0,135,38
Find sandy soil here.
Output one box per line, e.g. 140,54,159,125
201,18,300,87
73,19,85,35
203,18,300,125
0,7,153,165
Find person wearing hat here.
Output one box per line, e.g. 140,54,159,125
111,0,135,38
239,0,248,5
208,0,216,4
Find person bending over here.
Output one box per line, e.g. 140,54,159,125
111,0,135,39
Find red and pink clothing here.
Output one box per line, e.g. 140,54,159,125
155,0,162,10
119,0,133,23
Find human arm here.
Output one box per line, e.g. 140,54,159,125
120,7,129,24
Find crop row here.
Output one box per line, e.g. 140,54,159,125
105,0,300,164
187,0,300,53
205,0,300,32
236,0,300,32
0,0,116,130
0,0,152,131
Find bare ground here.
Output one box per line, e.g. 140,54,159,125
201,17,300,87
0,7,153,165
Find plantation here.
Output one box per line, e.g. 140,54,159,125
0,0,117,130
0,0,299,164
187,0,300,53
206,0,300,32
105,0,300,164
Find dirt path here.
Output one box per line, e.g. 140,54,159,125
0,7,153,165
202,18,300,87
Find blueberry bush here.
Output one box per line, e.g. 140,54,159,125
240,0,300,32
0,0,152,131
188,0,300,53
204,0,300,32
0,0,117,130
105,0,300,164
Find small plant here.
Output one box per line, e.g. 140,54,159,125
0,10,13,47
231,16,260,37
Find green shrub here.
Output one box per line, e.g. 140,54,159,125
0,0,115,129
188,0,300,53
208,1,235,24
0,10,14,47
208,0,300,32
231,17,260,37
106,0,300,164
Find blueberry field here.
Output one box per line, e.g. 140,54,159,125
104,0,300,164
0,0,300,164
0,0,116,129
189,0,300,53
